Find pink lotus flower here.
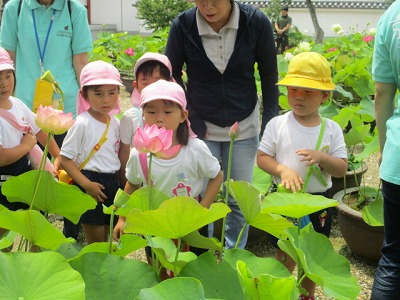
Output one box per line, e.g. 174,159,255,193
124,48,135,56
35,105,75,135
328,47,338,52
134,124,181,158
229,121,240,141
362,35,374,43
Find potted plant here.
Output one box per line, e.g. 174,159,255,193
89,29,169,94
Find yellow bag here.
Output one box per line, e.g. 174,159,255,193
32,79,54,113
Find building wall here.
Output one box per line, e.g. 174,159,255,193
285,8,384,37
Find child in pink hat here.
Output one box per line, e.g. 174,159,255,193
119,52,174,186
0,47,61,249
114,79,223,256
60,60,122,244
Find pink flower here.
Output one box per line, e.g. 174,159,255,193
362,35,374,43
35,105,75,135
124,48,135,56
328,47,338,52
133,124,181,158
229,121,240,141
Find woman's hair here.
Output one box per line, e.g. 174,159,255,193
143,100,189,146
136,61,172,81
81,84,120,99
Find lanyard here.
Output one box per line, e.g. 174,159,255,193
32,8,56,74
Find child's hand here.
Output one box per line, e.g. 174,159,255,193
84,181,107,203
21,133,37,151
296,149,325,166
113,217,126,241
280,169,303,193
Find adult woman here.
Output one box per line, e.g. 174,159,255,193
165,0,279,248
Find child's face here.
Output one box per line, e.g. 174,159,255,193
134,69,163,94
287,87,330,118
85,84,119,116
143,99,188,132
0,70,14,102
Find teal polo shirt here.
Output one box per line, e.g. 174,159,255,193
0,0,92,116
372,0,400,185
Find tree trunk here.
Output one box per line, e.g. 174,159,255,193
305,0,324,43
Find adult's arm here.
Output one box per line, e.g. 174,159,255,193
255,12,279,135
374,81,396,152
73,52,89,85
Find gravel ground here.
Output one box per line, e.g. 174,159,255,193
58,87,377,299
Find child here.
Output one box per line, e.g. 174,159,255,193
60,61,122,244
113,79,223,255
256,52,348,299
0,47,60,250
119,52,173,186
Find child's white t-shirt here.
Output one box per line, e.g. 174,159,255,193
126,137,221,198
259,111,347,193
61,111,121,173
119,107,141,147
0,96,40,148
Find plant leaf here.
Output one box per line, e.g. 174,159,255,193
0,251,85,299
228,181,262,222
69,252,158,299
124,197,230,238
2,170,96,224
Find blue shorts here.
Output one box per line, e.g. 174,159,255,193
77,170,119,226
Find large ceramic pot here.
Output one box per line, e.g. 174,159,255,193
333,187,384,266
121,76,134,95
329,162,368,197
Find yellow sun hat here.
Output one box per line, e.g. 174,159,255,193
277,52,335,91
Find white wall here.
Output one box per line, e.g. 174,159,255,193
287,8,385,38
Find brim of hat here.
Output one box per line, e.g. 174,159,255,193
0,64,15,72
82,79,123,87
140,95,183,108
277,77,335,91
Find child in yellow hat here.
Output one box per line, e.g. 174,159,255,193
256,52,348,300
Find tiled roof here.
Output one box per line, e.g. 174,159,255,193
241,1,389,9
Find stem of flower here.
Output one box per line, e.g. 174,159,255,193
220,139,234,252
234,224,246,248
108,208,116,253
173,238,181,277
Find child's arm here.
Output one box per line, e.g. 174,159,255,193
118,142,130,188
0,133,37,167
113,181,141,240
296,149,348,178
200,170,223,208
36,130,61,171
60,155,107,203
257,150,303,192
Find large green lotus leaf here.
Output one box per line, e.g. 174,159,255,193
354,135,379,163
2,170,96,224
261,193,338,218
0,230,17,250
236,260,298,300
183,229,222,251
75,234,147,258
69,252,158,299
249,212,295,238
252,166,273,195
180,251,245,299
224,248,291,278
0,206,71,250
124,197,230,238
228,181,261,222
135,277,206,300
0,251,85,299
278,225,361,299
103,186,169,216
362,197,384,227
149,236,197,275
345,121,370,147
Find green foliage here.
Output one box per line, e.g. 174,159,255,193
136,0,193,31
90,28,169,77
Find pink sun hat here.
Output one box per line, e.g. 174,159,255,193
131,52,173,107
76,61,123,115
0,47,15,72
140,79,196,137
